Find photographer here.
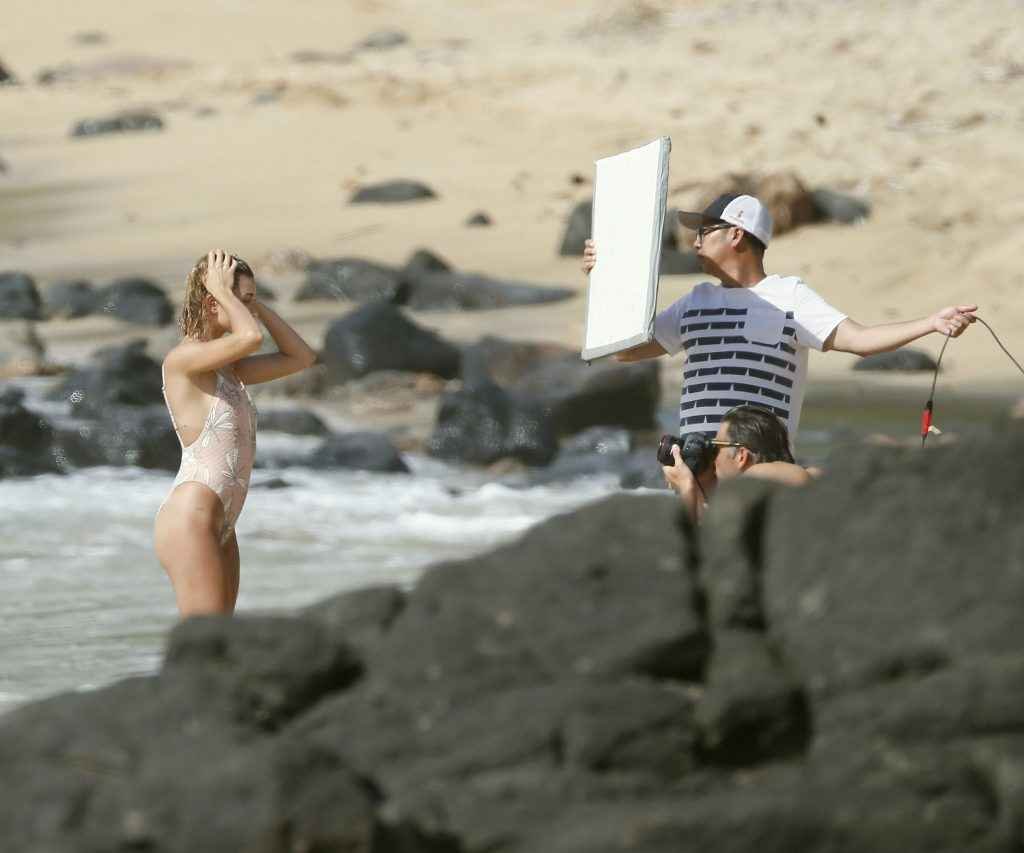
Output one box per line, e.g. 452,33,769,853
662,404,811,522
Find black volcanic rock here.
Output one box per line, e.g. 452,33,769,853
94,278,173,326
0,272,43,320
71,110,164,137
320,301,461,384
349,180,436,204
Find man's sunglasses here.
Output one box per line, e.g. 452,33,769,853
709,439,746,458
696,222,732,241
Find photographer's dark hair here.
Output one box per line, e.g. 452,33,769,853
721,405,794,464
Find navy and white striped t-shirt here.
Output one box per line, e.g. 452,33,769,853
654,276,846,444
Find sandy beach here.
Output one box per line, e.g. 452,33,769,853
2,0,1023,403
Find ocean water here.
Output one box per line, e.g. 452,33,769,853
0,448,624,718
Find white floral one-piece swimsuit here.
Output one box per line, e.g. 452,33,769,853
161,367,258,544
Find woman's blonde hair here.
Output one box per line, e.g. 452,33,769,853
178,253,254,340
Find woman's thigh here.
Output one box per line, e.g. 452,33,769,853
221,531,241,613
155,484,232,615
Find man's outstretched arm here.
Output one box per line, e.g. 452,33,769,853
825,305,977,356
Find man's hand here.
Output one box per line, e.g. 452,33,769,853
582,239,596,275
662,444,695,495
931,304,977,338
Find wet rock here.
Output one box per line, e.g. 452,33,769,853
0,320,46,377
0,388,59,477
44,279,97,319
94,277,173,326
0,59,16,84
428,379,558,467
853,348,937,372
516,357,660,436
526,426,638,485
54,405,179,470
70,110,165,137
50,339,163,417
295,258,404,302
460,335,573,386
305,431,409,473
465,211,493,226
811,188,871,224
258,407,331,436
0,271,43,320
349,180,436,204
320,301,461,385
355,30,409,51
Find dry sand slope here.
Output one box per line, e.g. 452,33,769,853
1,0,1023,391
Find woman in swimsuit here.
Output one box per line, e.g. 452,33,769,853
155,249,317,616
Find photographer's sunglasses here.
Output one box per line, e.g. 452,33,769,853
709,439,746,458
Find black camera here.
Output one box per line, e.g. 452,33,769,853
657,433,715,476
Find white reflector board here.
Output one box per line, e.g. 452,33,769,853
581,136,671,361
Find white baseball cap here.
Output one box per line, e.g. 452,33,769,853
677,193,774,247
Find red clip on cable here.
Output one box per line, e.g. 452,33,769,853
920,400,933,447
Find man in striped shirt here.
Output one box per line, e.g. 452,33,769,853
582,193,977,446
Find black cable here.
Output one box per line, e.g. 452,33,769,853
922,315,1024,448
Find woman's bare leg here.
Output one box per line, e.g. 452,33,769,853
221,531,241,613
154,485,233,616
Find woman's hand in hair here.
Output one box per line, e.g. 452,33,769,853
204,249,237,303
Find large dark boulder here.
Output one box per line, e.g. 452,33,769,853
350,180,437,204
362,493,702,701
853,347,937,372
320,301,461,384
0,613,379,853
295,257,405,302
4,454,1024,852
44,279,98,319
516,357,661,436
427,379,559,466
50,339,163,417
0,388,59,477
0,271,43,320
70,110,164,137
460,335,574,386
94,278,174,326
54,405,179,470
763,438,1024,698
305,431,409,473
